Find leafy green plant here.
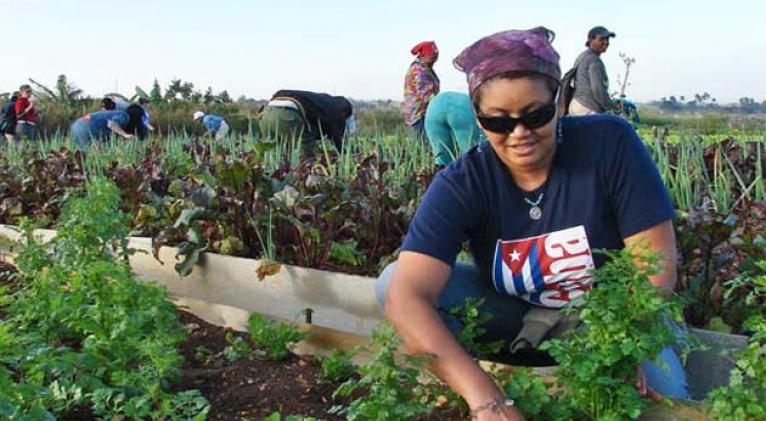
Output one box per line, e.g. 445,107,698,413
2,178,209,419
223,332,253,362
319,349,356,383
708,259,766,420
541,247,684,420
247,313,308,360
260,412,322,421
331,323,436,421
449,297,505,357
193,345,216,365
496,366,569,420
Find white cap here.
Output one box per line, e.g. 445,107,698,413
192,111,205,120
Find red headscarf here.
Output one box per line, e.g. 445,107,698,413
410,41,438,57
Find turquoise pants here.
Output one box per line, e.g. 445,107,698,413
424,92,483,166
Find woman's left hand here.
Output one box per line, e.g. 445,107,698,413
635,365,663,401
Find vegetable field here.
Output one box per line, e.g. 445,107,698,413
1,116,765,420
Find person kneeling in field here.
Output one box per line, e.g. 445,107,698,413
375,27,689,421
69,106,146,149
193,111,229,140
424,91,484,167
258,89,355,153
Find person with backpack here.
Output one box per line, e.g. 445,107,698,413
1,93,18,143
565,26,620,116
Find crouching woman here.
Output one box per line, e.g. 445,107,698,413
375,27,689,421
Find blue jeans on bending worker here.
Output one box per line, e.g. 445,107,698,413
375,261,690,400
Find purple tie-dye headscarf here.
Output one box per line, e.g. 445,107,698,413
453,27,561,97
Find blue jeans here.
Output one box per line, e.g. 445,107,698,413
375,261,690,400
15,122,36,141
70,118,93,149
409,119,427,144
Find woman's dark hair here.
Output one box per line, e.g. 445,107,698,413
125,104,148,140
138,97,150,105
101,97,116,110
471,71,559,108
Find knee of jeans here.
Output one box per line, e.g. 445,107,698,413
375,262,398,312
642,347,690,400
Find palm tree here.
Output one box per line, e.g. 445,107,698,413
28,74,83,105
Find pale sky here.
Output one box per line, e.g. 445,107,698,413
2,0,763,104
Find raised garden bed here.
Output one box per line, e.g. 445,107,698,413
2,170,764,420
0,224,749,406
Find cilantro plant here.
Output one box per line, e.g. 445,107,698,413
331,323,436,421
319,349,356,383
497,367,569,420
1,178,209,419
449,297,505,357
223,332,253,362
247,313,308,360
541,247,684,420
708,260,766,421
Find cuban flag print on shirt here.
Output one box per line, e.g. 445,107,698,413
492,226,595,308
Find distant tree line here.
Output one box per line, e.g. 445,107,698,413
651,92,766,114
0,75,235,106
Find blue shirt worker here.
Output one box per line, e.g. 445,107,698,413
138,97,154,132
69,108,144,149
193,111,229,140
424,91,484,166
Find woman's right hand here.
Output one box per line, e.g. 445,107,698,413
473,404,526,421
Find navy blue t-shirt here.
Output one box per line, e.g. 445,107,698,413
402,115,675,308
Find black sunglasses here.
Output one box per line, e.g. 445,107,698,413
475,102,557,134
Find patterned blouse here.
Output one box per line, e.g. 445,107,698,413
403,58,440,126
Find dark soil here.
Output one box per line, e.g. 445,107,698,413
174,310,346,420
174,310,464,421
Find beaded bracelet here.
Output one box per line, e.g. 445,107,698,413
470,398,515,419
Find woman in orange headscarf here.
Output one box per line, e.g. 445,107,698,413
403,41,440,142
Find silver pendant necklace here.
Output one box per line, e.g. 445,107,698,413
524,192,544,220
520,120,560,221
